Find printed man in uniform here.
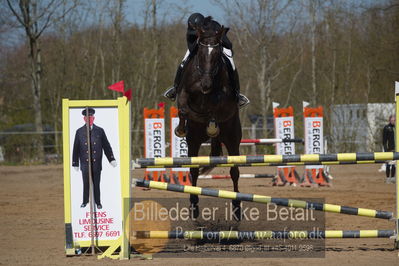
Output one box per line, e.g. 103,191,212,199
72,108,117,209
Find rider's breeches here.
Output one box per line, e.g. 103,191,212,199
181,48,236,70
386,162,396,177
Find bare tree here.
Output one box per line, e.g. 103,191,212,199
307,0,320,106
149,0,161,99
109,0,125,87
6,0,76,161
217,0,298,134
323,2,340,106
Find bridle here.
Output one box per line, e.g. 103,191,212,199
195,40,222,77
187,36,223,116
199,41,220,48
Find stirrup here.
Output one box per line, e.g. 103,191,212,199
163,86,177,101
238,94,250,109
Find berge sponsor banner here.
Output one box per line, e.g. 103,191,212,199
145,118,165,171
275,116,295,155
171,117,189,172
305,117,324,169
275,116,295,169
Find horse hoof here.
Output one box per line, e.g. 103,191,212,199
206,121,219,137
207,128,219,138
175,127,186,137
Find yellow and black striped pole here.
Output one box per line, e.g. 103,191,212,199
134,179,393,220
134,230,395,240
136,160,386,169
135,152,398,168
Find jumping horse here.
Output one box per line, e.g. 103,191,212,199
174,17,242,220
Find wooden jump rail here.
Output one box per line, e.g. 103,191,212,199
199,174,274,179
134,230,396,239
201,138,304,146
135,152,397,168
133,179,394,220
134,159,387,169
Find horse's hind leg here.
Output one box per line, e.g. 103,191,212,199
200,138,222,174
225,137,241,221
189,168,200,219
187,137,202,219
230,166,241,221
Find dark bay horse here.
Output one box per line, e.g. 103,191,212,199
175,18,242,220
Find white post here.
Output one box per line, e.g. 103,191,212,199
250,123,256,155
395,81,399,249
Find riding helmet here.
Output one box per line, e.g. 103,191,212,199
188,13,205,29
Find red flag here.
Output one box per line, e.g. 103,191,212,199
123,89,132,101
108,80,125,93
158,102,165,109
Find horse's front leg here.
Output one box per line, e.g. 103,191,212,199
175,90,188,137
174,109,187,137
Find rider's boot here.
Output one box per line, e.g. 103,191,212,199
164,64,184,101
233,69,250,109
222,48,250,108
165,50,193,101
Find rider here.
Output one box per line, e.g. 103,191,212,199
163,13,250,108
382,114,396,184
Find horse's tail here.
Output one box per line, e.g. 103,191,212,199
199,138,223,175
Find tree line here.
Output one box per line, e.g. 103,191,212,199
0,0,398,163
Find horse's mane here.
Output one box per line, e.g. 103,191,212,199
202,16,213,28
200,16,221,37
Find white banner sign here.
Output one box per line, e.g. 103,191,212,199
145,118,165,171
275,116,295,156
171,117,189,172
304,116,324,169
275,116,295,169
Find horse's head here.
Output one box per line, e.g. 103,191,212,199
196,18,226,95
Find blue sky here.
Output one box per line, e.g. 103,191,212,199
183,0,225,20
125,0,227,25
